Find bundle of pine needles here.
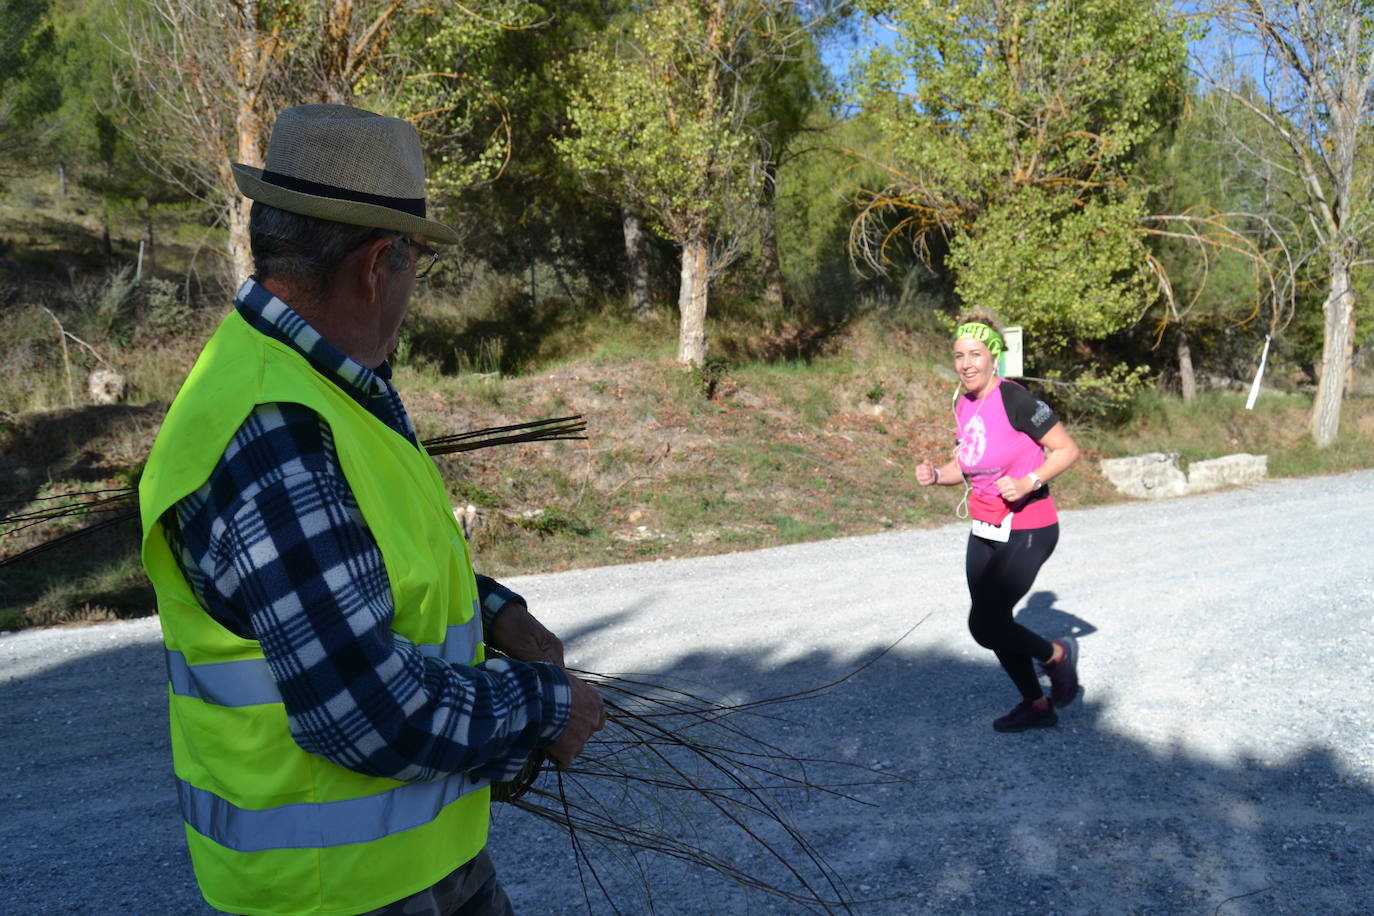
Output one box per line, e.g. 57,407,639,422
0,415,587,570
422,414,587,455
492,628,923,914
0,485,140,568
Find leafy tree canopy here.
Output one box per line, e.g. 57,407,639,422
0,0,58,148
854,0,1189,359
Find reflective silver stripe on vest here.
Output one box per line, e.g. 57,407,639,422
177,770,488,852
165,650,280,706
167,617,482,707
419,607,481,666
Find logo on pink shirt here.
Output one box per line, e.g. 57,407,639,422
959,415,987,466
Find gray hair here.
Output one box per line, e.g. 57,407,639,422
249,202,411,291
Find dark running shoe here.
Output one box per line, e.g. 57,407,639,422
993,700,1058,732
1042,636,1079,708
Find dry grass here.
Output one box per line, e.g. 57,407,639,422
8,346,1373,632
4,180,1374,629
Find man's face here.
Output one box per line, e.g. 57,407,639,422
375,237,422,363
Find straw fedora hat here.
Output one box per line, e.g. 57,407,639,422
232,104,460,245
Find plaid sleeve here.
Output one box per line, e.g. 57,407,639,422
475,575,526,630
187,403,570,784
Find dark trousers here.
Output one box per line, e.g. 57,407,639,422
359,850,514,916
965,525,1059,701
238,849,515,916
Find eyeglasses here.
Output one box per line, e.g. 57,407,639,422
408,238,440,279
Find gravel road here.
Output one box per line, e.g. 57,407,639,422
3,470,1372,915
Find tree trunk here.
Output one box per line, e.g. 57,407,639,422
143,215,155,278
230,72,267,284
1344,310,1357,393
759,160,784,312
676,234,710,367
622,205,653,321
228,195,254,282
1310,255,1355,447
1177,330,1196,404
322,0,355,104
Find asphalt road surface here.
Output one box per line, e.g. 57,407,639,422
3,470,1372,915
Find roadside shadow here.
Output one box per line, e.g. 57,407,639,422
0,403,163,624
5,627,1369,916
0,402,162,506
494,640,1369,915
0,512,147,625
558,607,642,651
0,630,214,914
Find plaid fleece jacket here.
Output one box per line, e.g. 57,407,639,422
163,278,570,784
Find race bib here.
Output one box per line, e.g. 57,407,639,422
971,512,1013,543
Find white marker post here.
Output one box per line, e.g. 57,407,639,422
1246,335,1271,411
999,326,1024,378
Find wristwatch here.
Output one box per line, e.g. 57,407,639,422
1027,472,1043,491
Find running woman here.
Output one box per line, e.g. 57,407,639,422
916,311,1081,732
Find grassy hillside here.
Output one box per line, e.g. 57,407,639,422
4,171,1374,631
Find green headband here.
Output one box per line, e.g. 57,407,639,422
955,322,1004,358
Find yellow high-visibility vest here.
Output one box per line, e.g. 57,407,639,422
140,309,488,916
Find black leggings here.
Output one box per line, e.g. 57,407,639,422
965,524,1059,701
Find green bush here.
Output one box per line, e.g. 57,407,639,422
138,277,194,342
70,266,137,346
1038,363,1153,426
6,178,42,210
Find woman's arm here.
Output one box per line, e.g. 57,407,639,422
1032,422,1080,484
994,422,1079,502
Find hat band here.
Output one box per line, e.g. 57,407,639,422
260,169,426,218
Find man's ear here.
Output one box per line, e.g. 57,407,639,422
353,235,396,302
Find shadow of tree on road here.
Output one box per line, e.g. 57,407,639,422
3,623,1368,915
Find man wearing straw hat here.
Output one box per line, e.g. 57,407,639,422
138,104,604,916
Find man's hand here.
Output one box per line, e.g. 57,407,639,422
545,673,605,768
489,601,604,766
915,460,939,487
489,602,565,667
